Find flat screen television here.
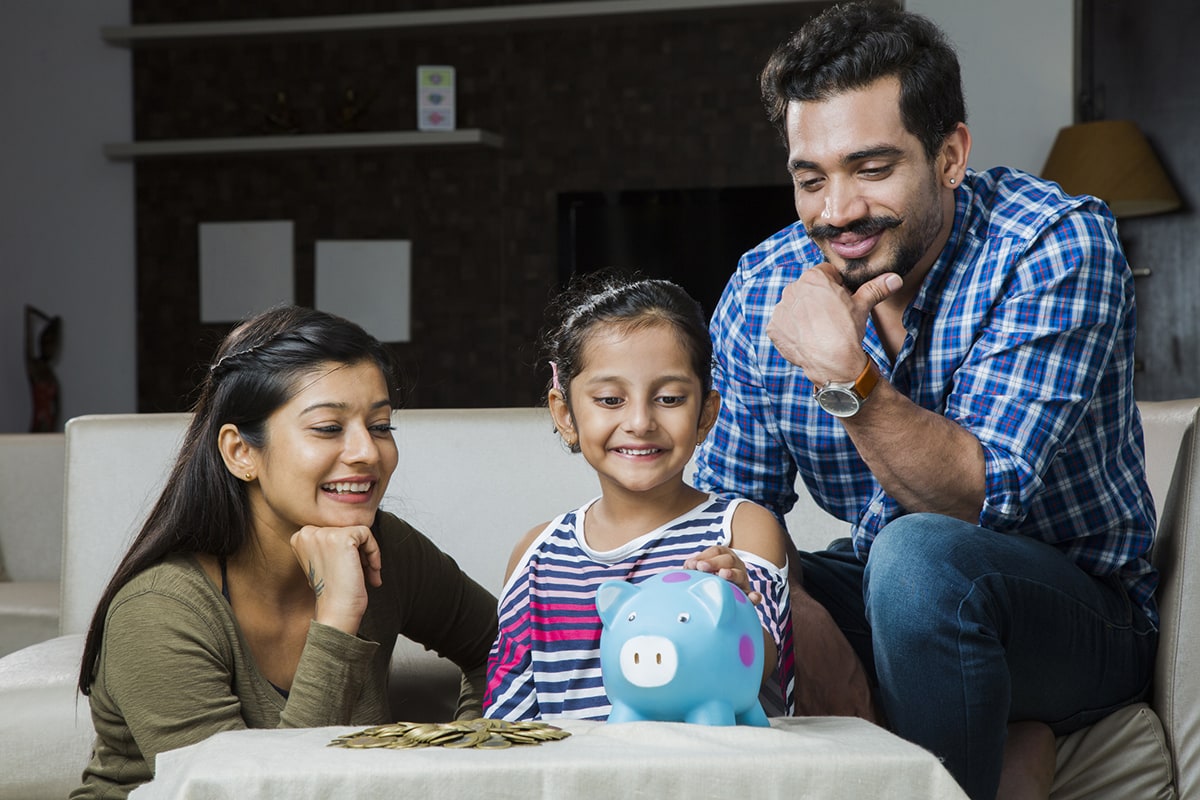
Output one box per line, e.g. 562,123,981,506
557,185,797,320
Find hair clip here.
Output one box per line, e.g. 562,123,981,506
550,361,563,392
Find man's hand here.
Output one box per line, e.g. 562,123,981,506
767,264,902,384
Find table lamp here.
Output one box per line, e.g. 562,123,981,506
1041,119,1181,218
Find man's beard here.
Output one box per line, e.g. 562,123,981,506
842,240,924,293
808,183,944,293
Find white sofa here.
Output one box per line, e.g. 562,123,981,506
1,402,1197,799
0,432,65,657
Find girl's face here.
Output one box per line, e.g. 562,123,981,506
550,322,719,499
238,360,399,540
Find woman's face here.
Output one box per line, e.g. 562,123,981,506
246,360,398,540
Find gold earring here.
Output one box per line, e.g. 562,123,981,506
244,472,253,481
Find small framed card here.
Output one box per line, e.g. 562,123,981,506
198,220,294,323
417,65,456,131
315,239,412,343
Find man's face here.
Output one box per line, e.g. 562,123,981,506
784,76,951,292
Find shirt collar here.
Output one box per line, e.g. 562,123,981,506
909,171,973,318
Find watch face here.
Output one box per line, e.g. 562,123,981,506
816,386,861,418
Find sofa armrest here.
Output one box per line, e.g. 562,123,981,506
0,634,96,800
0,580,60,657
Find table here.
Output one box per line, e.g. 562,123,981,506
130,717,969,799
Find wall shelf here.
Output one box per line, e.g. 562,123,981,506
103,129,503,161
101,0,806,45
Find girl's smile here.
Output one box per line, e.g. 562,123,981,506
551,321,719,502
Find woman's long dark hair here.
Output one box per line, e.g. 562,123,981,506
78,305,401,694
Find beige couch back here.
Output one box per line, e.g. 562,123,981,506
0,433,65,583
1141,399,1200,797
59,408,847,636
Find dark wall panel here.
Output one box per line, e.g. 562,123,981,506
132,2,835,411
1087,0,1200,400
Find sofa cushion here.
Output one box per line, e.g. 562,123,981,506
1051,702,1175,800
0,634,95,800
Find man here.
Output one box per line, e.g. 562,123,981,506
693,3,1158,799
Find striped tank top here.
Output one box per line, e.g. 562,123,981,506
484,493,794,721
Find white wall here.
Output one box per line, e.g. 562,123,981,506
0,0,134,433
909,0,1074,174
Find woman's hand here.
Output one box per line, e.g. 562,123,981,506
683,545,763,605
289,525,382,635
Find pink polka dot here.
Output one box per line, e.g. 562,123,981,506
739,635,755,667
733,586,748,603
662,572,690,583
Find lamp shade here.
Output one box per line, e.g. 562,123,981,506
1041,120,1181,218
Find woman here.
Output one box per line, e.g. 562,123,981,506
73,306,497,799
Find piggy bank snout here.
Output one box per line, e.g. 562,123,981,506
618,635,678,687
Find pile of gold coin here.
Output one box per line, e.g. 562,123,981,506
329,718,571,751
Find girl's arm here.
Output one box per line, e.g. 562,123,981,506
482,523,547,721
684,501,788,602
685,501,790,690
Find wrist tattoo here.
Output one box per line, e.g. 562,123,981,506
307,562,325,597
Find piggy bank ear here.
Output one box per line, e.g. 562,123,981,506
595,580,639,627
688,577,733,626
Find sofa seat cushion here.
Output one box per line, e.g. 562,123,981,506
0,580,60,657
0,634,96,799
1051,701,1176,800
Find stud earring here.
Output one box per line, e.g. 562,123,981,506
244,472,253,481
948,178,956,185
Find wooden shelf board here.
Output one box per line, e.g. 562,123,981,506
103,129,503,160
102,0,807,45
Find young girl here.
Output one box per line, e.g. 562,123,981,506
73,306,497,800
484,276,794,721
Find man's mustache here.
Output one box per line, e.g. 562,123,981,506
808,215,903,241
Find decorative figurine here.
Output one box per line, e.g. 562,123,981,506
24,304,61,433
338,87,375,130
262,91,300,134
596,569,769,727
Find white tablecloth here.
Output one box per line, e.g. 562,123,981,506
130,717,968,799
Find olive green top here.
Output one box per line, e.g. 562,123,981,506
73,512,497,799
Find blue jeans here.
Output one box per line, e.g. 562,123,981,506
795,513,1157,800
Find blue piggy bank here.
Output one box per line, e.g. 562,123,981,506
595,569,769,727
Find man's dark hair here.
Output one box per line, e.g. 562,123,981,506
760,1,966,159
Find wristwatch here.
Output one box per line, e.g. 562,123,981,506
814,354,880,418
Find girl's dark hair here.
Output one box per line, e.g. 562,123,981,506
78,305,401,694
542,272,713,453
760,1,966,160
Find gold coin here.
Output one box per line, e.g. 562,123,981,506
342,735,392,749
476,734,513,749
386,737,425,749
443,731,490,749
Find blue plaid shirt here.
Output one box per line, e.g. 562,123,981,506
695,166,1158,624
